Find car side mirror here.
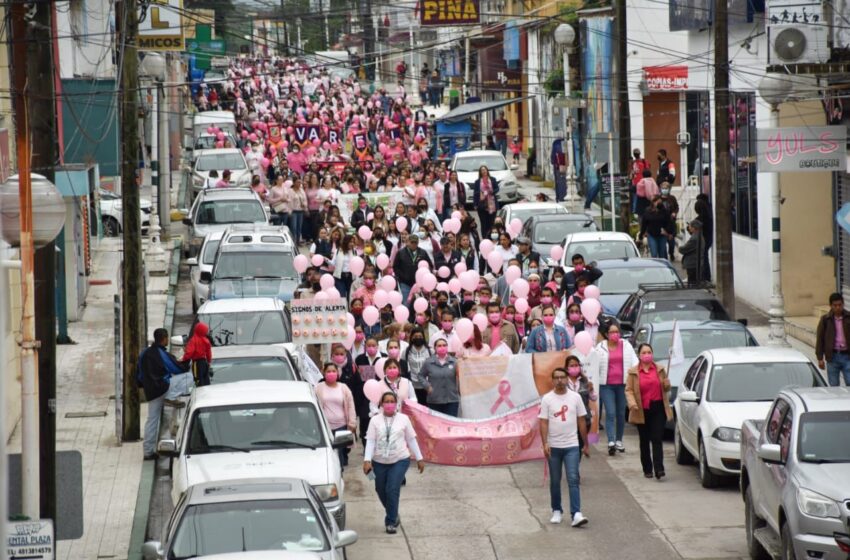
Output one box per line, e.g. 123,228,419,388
757,443,783,464
332,430,355,449
678,390,699,403
141,541,163,560
200,271,212,283
334,529,358,548
170,334,185,347
157,439,178,457
182,218,193,226
186,257,198,267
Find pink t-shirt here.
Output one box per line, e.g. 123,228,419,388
319,384,347,429
606,341,624,385
638,364,663,410
834,316,847,350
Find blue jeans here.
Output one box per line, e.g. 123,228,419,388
647,235,668,259
290,210,304,245
827,352,850,386
599,384,626,444
495,138,507,157
373,459,410,526
399,282,412,305
143,373,193,455
548,446,581,516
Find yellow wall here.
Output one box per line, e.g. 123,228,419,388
778,100,834,316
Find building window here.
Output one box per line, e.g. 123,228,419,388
731,92,757,239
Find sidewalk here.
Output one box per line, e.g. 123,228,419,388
7,236,175,560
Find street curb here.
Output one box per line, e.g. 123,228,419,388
165,238,181,353
127,460,154,560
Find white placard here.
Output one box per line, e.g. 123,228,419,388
6,519,54,560
291,297,348,344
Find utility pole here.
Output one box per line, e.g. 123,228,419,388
615,0,632,233
362,0,375,81
118,0,145,441
714,0,735,316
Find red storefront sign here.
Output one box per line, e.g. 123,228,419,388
643,66,689,91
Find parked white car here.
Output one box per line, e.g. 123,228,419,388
181,188,268,258
673,347,827,488
192,148,252,191
98,189,152,237
556,231,639,271
172,297,290,349
450,150,520,206
188,230,224,312
158,381,354,528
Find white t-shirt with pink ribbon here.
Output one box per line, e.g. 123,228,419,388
539,390,587,449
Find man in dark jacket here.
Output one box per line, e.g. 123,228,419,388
516,236,541,276
434,236,461,278
141,328,190,459
815,292,850,386
559,253,603,298
350,195,370,230
678,220,705,287
393,233,433,303
694,194,713,281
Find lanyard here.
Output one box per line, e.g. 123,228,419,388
383,415,396,447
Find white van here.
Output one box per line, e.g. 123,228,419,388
193,111,238,143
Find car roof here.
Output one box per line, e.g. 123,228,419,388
199,553,323,560
197,188,260,201
596,257,675,269
185,477,311,505
785,387,850,412
509,202,567,212
194,111,236,122
565,231,634,242
635,286,719,300
643,320,747,333
197,297,285,313
211,345,291,360
706,347,811,364
530,213,583,224
203,230,226,242
191,380,316,408
194,148,243,157
454,149,504,158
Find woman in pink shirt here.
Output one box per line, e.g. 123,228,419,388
626,343,672,479
589,321,638,456
315,362,356,469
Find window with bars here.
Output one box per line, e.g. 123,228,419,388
731,92,758,239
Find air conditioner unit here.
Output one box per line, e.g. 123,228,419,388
767,24,829,64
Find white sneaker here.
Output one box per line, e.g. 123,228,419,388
549,511,563,524
571,512,589,527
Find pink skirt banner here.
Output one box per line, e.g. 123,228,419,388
401,400,544,466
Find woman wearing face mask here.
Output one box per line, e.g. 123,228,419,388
355,337,387,443
564,355,596,452
525,305,571,353
414,309,440,343
526,272,543,310
363,392,425,534
626,343,673,479
561,302,585,341
405,326,432,404
420,338,460,416
379,334,409,372
369,358,417,415
472,165,500,237
331,234,354,298
457,233,479,274
589,321,638,456
316,362,357,468
493,232,517,264
658,183,679,261
639,195,671,259
566,276,590,307
351,325,367,360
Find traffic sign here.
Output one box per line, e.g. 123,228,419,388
6,519,54,560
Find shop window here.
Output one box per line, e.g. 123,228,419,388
731,92,758,239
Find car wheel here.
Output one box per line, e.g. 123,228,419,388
674,421,694,465
698,437,720,489
780,521,796,560
745,487,770,560
102,217,120,237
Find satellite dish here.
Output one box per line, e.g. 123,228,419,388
774,28,807,61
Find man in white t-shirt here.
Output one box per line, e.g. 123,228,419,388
539,367,590,527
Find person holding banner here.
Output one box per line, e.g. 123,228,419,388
590,321,639,456
539,367,590,527
420,338,460,417
363,391,425,534
626,343,673,480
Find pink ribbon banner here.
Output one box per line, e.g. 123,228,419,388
402,400,544,466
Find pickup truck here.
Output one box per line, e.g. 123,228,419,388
740,386,850,560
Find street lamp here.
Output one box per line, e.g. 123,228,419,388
757,73,793,347
0,174,66,247
553,24,579,207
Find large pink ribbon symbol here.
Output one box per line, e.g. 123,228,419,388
554,405,568,421
490,379,515,414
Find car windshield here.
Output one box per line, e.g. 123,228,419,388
797,411,850,463
199,311,289,346
169,498,328,559
707,362,824,402
194,136,219,151
566,241,638,262
214,252,297,279
201,239,221,265
454,155,508,173
212,357,297,383
639,299,731,324
196,201,266,225
187,403,325,454
651,328,751,359
196,153,246,171
596,267,681,294
534,219,596,243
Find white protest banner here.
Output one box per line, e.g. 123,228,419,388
290,297,348,344
457,354,540,419
338,192,404,225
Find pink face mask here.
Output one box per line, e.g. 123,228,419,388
608,332,621,344
529,281,540,289
479,296,491,305
509,296,517,305
430,298,438,306
574,264,585,273
385,367,400,379
504,313,515,322
355,332,365,342
364,279,375,288
543,315,555,326
540,296,553,305
488,313,501,324
332,354,346,365
640,354,654,365
463,295,474,302
382,402,397,415
435,346,449,358
415,315,426,325
577,286,586,295
567,366,581,377
324,371,339,383
568,312,582,322
442,321,453,332
388,348,400,359
366,346,378,357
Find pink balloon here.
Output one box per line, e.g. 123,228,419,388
487,252,504,273
311,254,325,267
451,211,462,221
349,256,365,277
415,267,428,286
363,379,385,404
449,335,463,355
581,298,602,324
437,282,449,293
294,254,309,273
472,313,488,332
515,297,529,314
388,291,403,307
396,216,408,232
438,266,450,279
380,276,396,291
511,278,530,298
325,287,341,299
358,225,372,241
549,245,565,262
347,313,355,327
394,305,410,323
320,274,335,290
362,305,380,326
421,273,437,292
374,290,389,308
573,331,594,355
374,357,387,380
505,265,521,285
414,298,429,313
584,285,601,300
509,218,523,235
376,254,390,271
448,278,462,294
454,262,467,275
343,327,356,350
314,291,328,301
460,270,479,292
479,240,494,258
456,318,474,343
418,260,430,269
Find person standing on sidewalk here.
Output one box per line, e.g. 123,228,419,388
539,367,590,527
492,111,510,157
181,321,212,386
626,343,672,480
815,292,850,386
679,219,706,287
139,328,191,460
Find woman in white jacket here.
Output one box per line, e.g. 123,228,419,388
589,320,638,456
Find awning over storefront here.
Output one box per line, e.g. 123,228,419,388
436,96,532,123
